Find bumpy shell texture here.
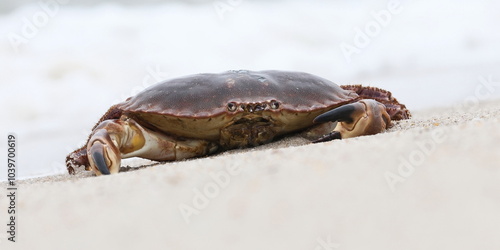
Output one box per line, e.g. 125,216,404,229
117,70,357,118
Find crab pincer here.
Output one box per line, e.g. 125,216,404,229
312,99,391,142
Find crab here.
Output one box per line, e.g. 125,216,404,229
66,70,410,175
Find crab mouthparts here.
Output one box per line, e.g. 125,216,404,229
233,116,270,124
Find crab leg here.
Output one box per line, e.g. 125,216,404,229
312,99,391,142
86,116,217,175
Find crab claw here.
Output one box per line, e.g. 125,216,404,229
313,99,390,140
87,129,121,175
313,102,361,124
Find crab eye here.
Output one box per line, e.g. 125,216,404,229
270,100,280,110
227,102,237,112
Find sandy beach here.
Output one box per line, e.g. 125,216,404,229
2,99,499,249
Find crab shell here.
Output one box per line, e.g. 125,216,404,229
67,70,411,175
105,70,359,144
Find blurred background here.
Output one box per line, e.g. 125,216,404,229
1,0,499,179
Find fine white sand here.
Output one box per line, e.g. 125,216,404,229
1,99,500,249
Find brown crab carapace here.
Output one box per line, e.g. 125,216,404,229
66,70,410,175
